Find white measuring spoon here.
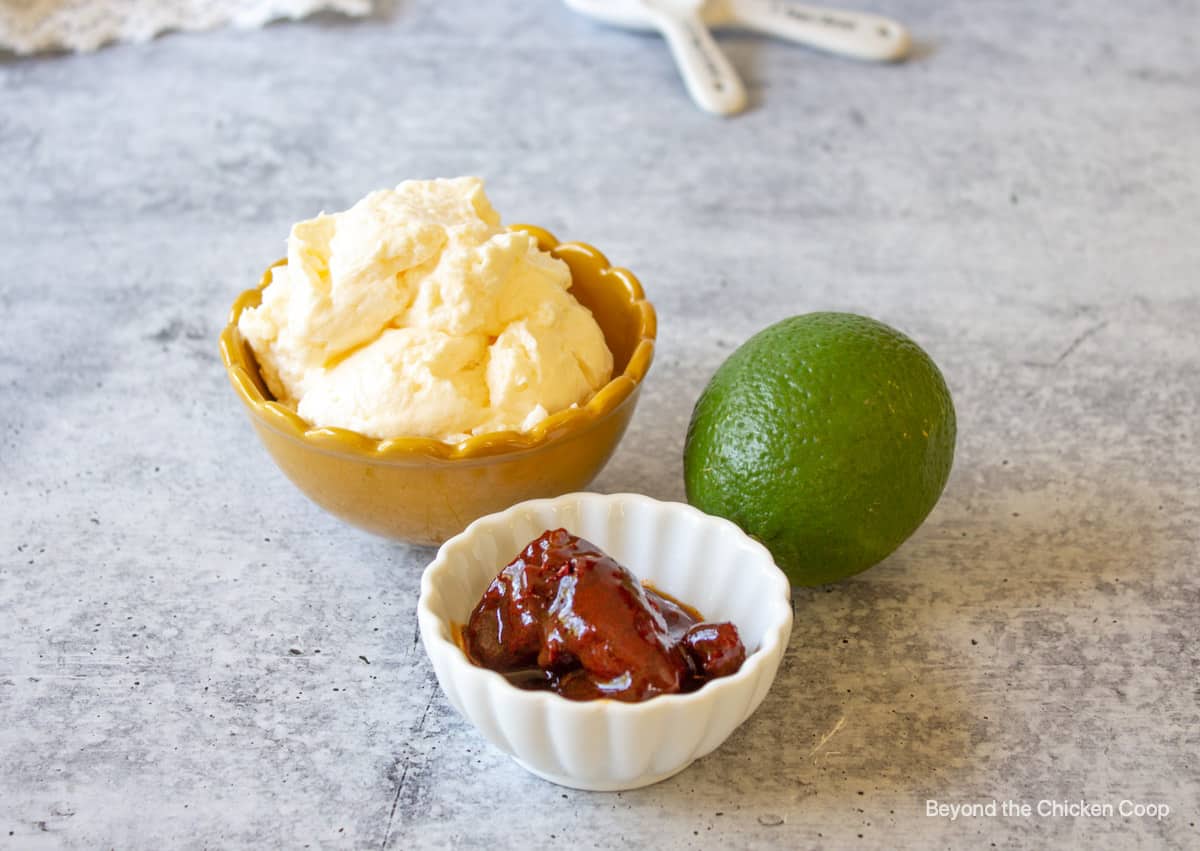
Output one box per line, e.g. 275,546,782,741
566,0,911,63
640,0,748,116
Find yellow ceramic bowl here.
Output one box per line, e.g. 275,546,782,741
219,225,656,546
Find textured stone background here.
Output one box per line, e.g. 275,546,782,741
2,1,1198,848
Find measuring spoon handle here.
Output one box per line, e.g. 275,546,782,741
643,2,747,115
724,0,910,62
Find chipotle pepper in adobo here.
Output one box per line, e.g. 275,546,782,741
461,529,747,702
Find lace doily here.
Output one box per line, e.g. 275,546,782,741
0,0,372,55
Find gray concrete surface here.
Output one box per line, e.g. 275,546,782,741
2,1,1198,848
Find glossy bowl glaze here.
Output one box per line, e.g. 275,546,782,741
219,226,656,545
417,492,794,791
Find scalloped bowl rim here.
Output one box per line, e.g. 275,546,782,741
218,225,657,463
417,492,794,717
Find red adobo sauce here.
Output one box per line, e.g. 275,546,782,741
461,529,746,702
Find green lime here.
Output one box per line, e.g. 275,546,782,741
684,312,956,586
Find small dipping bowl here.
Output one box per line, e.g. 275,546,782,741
219,226,656,546
418,492,794,791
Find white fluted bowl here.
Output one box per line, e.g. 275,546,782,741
417,492,793,791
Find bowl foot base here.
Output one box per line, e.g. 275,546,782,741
511,757,695,791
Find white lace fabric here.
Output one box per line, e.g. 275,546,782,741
0,0,372,54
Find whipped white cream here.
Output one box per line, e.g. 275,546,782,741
238,177,613,441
